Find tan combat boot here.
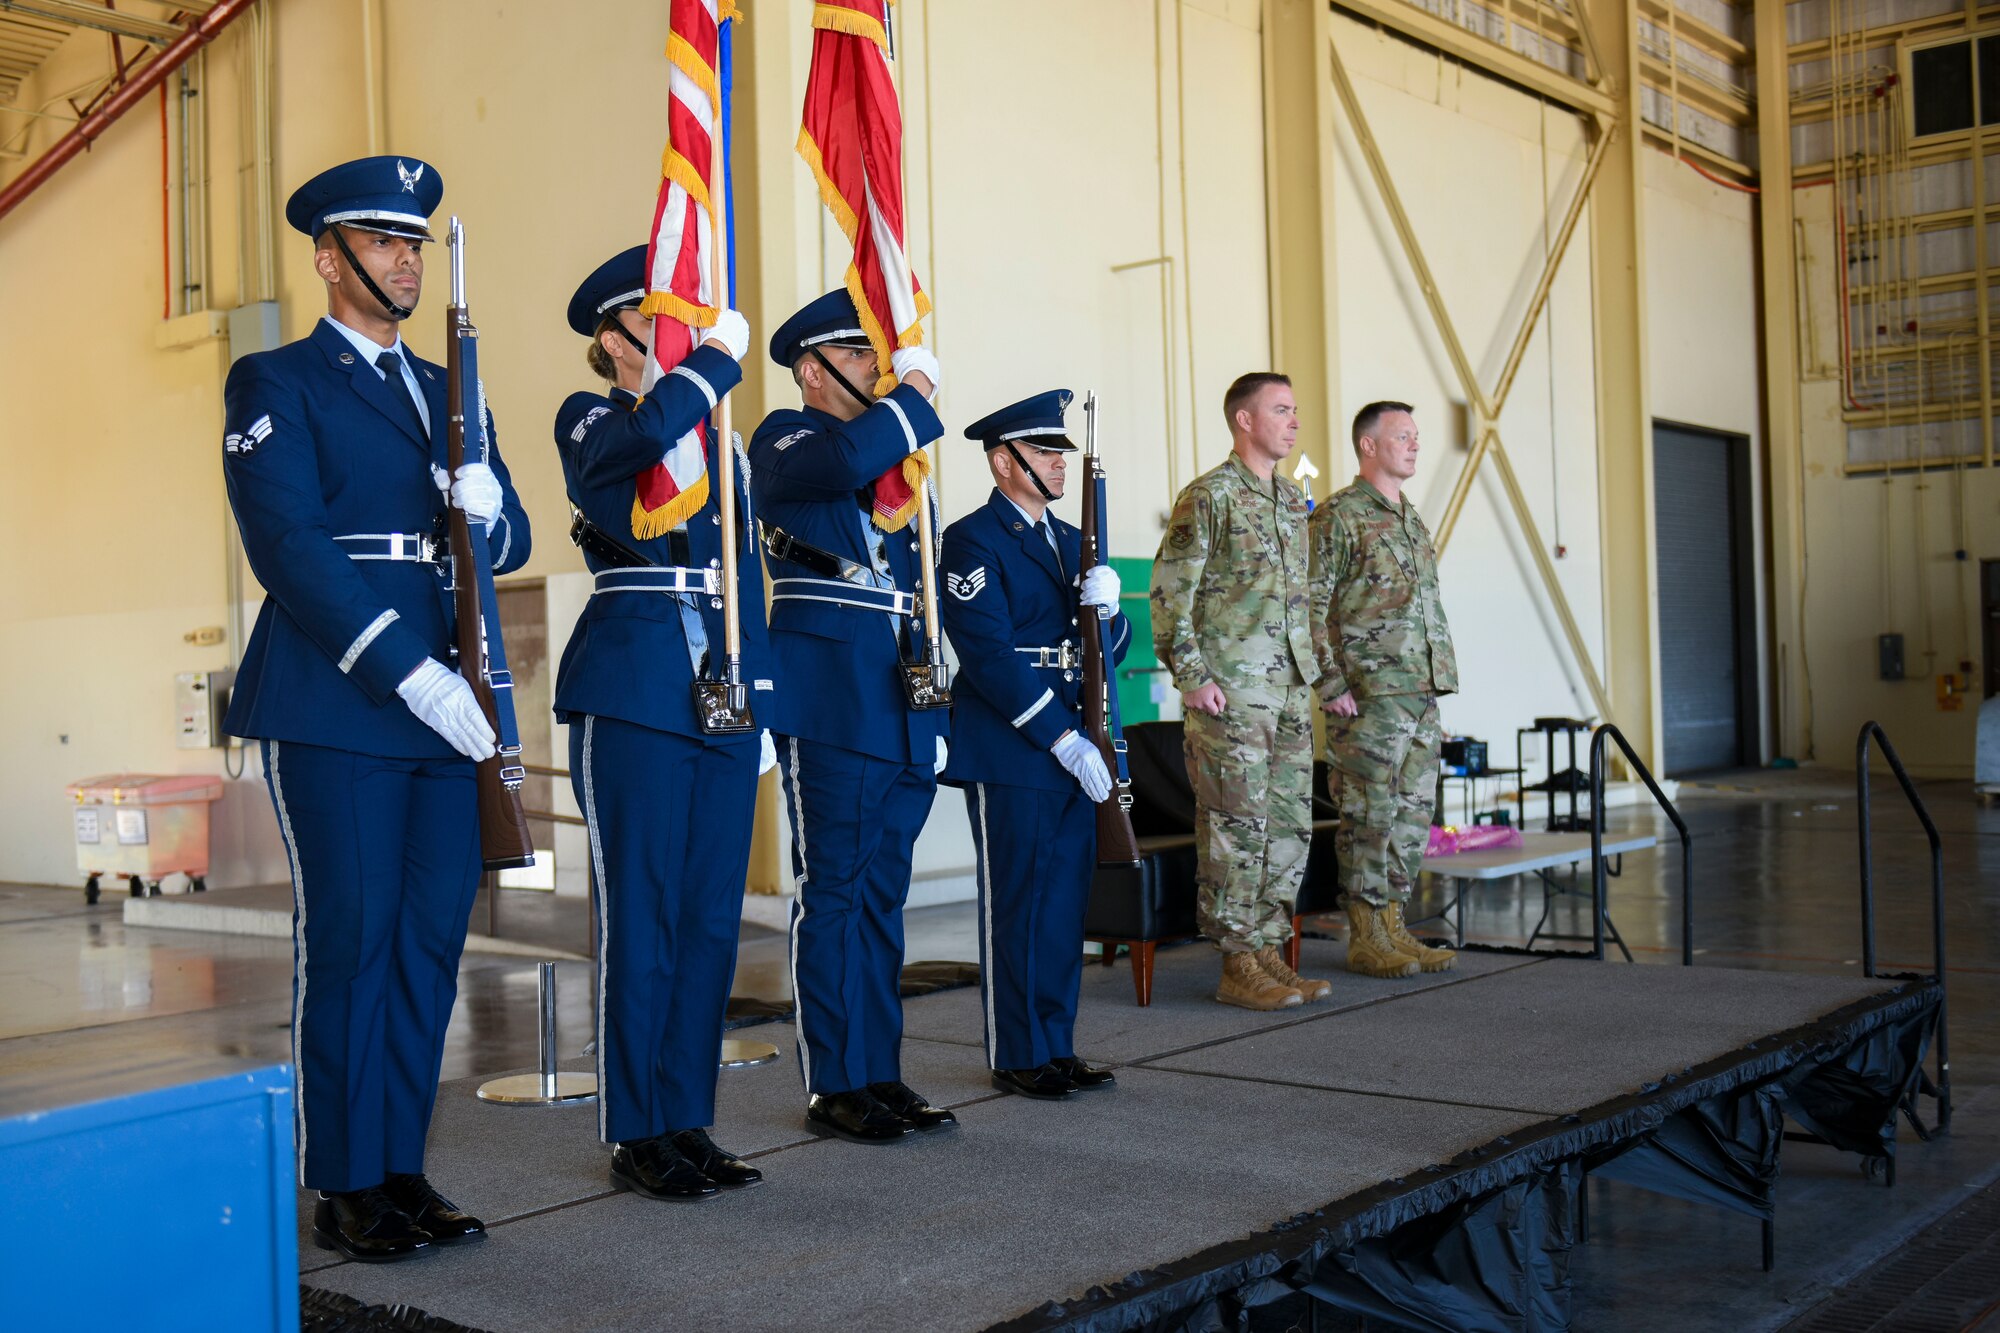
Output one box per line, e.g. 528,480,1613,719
1215,951,1304,1011
1345,900,1421,979
1382,901,1456,973
1256,946,1332,1002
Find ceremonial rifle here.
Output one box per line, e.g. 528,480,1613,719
444,218,535,871
1079,392,1141,865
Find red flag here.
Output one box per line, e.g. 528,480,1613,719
629,0,740,540
798,0,933,532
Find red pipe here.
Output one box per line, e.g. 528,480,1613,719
159,84,168,320
0,0,258,226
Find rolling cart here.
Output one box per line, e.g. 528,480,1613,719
65,774,224,904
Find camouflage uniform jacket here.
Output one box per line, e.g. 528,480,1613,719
1150,454,1316,692
1308,477,1457,700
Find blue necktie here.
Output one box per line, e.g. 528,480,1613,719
376,350,428,439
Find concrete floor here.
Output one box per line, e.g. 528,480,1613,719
3,767,1996,1330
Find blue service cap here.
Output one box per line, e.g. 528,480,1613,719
963,390,1077,452
285,155,443,242
769,289,874,367
568,245,650,336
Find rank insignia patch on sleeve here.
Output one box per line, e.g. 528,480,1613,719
772,429,810,452
223,414,273,456
947,567,987,601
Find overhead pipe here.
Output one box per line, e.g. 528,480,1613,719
0,0,258,226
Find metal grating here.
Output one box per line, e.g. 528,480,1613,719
1782,1179,2000,1332
0,10,67,103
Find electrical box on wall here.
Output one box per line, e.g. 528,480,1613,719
1879,634,1905,681
175,670,235,748
227,302,282,363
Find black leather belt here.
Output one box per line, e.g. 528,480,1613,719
761,522,869,584
569,509,691,570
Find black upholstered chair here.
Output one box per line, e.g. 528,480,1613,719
1084,720,1340,1005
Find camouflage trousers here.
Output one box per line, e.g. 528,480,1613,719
1183,682,1315,953
1325,692,1441,907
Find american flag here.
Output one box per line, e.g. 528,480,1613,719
798,0,933,531
630,0,739,540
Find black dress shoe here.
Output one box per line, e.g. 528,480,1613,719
805,1089,915,1144
868,1080,958,1131
991,1064,1077,1100
670,1128,763,1189
312,1187,433,1263
1050,1056,1116,1091
610,1137,720,1202
382,1172,486,1244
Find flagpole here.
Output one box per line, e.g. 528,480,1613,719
883,0,949,697
707,13,747,722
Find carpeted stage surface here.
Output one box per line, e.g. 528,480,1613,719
300,941,1897,1332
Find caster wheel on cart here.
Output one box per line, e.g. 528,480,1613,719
189,876,207,893
147,881,162,898
128,876,145,899
84,876,100,906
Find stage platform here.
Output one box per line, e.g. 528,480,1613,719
299,939,1941,1332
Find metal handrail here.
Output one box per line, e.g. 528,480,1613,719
1589,725,1695,964
1855,721,1951,1131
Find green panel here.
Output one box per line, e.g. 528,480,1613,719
1109,555,1165,724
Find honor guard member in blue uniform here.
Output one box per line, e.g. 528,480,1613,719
553,246,778,1201
939,391,1129,1099
221,156,531,1262
750,290,955,1144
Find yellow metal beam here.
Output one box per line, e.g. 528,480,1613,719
1328,22,1619,729
1331,0,1616,120
1758,0,1808,760
1325,35,1492,419
1263,0,1344,484
1490,120,1616,412
1581,0,1659,761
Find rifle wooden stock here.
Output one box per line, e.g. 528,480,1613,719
1079,440,1141,866
446,296,535,872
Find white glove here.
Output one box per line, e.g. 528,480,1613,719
1080,564,1121,618
703,308,751,362
1051,730,1112,803
434,462,502,528
758,729,777,775
891,345,941,400
396,658,496,761
934,735,949,775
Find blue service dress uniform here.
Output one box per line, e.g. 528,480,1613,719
552,343,785,1146
940,490,1131,1070
749,380,948,1097
223,317,531,1192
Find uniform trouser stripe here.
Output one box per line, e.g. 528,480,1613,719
265,740,309,1183
781,738,936,1093
580,717,611,1143
975,784,998,1069
575,715,757,1143
783,736,813,1093
965,782,1096,1071
259,740,480,1191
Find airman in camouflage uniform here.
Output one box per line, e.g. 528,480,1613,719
1151,373,1330,1011
1310,400,1458,977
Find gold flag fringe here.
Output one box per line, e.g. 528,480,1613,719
630,471,711,541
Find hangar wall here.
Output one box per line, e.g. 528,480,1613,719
0,0,1768,892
